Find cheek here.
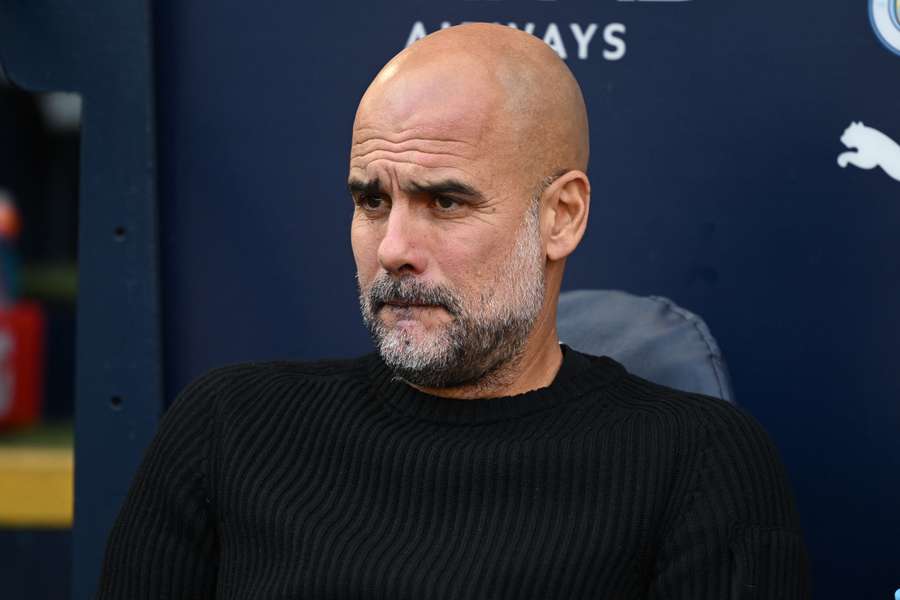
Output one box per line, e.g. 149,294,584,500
437,231,507,288
350,222,380,279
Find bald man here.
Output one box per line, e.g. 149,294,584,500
98,24,809,599
349,23,589,400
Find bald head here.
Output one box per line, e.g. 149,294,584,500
354,23,590,180
349,24,593,397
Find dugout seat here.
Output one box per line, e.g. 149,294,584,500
557,289,735,403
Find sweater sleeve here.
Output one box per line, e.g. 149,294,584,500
649,402,811,600
96,367,229,599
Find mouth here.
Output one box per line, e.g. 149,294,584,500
381,301,442,311
376,301,451,327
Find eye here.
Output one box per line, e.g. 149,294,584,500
356,194,387,211
434,196,460,211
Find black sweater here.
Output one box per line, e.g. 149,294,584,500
97,347,810,599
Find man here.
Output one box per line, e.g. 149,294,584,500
98,23,809,599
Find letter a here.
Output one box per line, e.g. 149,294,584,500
543,23,567,60
406,21,428,47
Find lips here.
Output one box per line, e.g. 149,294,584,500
382,301,439,310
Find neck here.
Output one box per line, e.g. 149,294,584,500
411,311,563,400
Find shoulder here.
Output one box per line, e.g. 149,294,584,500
605,371,792,493
183,354,374,390
612,372,801,524
566,350,762,445
608,370,767,440
169,354,377,419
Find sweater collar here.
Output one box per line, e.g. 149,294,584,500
366,345,626,425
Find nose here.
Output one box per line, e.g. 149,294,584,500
377,203,428,276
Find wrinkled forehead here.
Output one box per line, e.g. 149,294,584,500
352,106,490,154
348,113,488,191
352,59,510,150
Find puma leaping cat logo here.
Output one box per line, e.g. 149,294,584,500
837,121,900,182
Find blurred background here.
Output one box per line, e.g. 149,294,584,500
0,84,78,599
1,1,899,599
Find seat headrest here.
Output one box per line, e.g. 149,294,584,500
557,289,735,403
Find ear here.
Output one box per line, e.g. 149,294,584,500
541,170,590,262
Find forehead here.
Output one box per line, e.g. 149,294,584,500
349,64,511,179
350,117,485,177
356,58,503,136
353,103,488,150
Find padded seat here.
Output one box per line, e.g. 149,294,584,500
557,289,735,403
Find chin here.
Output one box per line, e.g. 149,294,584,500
383,327,439,352
378,328,449,363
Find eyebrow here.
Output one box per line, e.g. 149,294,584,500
347,177,484,202
347,178,385,196
403,179,483,201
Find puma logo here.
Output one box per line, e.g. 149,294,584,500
837,121,900,182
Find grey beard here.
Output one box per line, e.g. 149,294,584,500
361,276,539,388
357,201,545,390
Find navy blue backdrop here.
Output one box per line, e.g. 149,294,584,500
155,1,900,599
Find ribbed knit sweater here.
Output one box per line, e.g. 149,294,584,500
97,347,809,599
